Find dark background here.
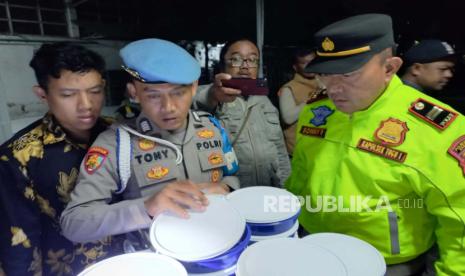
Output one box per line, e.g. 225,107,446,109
2,0,464,111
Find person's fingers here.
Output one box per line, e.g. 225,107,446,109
197,182,229,195
214,73,232,86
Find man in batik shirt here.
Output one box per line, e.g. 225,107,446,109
0,42,122,276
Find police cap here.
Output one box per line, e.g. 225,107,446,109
305,14,395,74
120,38,200,84
403,39,457,65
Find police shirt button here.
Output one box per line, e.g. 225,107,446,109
414,102,425,110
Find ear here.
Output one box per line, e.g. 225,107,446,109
190,81,198,97
384,56,403,81
292,64,298,72
33,85,48,103
410,63,423,77
126,82,139,103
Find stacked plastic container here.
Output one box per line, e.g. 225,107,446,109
149,195,250,276
226,186,301,243
77,252,188,276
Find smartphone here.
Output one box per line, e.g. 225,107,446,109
221,78,269,96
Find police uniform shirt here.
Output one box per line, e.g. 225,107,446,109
0,114,121,276
61,110,239,243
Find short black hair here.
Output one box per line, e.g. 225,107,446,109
29,42,105,91
292,48,315,64
217,38,259,73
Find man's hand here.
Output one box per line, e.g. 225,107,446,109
144,180,209,219
208,73,242,106
198,182,230,195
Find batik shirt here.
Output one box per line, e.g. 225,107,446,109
0,114,122,276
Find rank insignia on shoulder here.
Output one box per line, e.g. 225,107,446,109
374,118,409,146
208,152,224,165
409,98,457,130
300,126,326,138
147,165,169,180
310,105,334,126
138,138,155,151
357,139,407,163
84,147,109,174
448,135,465,175
197,129,215,139
306,89,328,105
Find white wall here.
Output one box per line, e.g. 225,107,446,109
0,35,127,143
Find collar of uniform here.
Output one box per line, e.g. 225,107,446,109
401,79,425,93
161,111,198,145
350,75,404,119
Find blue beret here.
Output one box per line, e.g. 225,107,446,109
120,38,200,84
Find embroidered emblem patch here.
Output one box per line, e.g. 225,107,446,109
448,135,465,175
300,126,326,138
208,152,223,165
357,139,407,163
84,147,108,174
374,118,409,146
310,106,334,126
197,129,215,139
409,98,457,130
211,169,221,183
138,138,155,151
147,165,169,180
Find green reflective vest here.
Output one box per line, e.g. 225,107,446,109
286,75,465,275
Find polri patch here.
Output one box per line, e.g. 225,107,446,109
374,118,409,146
448,135,465,175
84,146,109,174
409,98,457,130
197,129,215,139
357,139,407,163
300,126,326,138
147,165,169,180
310,105,334,126
138,138,156,151
208,152,223,165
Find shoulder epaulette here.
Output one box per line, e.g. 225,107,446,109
306,88,328,105
408,98,457,130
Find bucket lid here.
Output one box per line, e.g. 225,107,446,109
150,195,245,261
250,220,299,241
226,186,300,223
78,252,187,276
236,238,348,276
302,233,386,276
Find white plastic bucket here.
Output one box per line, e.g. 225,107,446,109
236,238,348,276
77,252,187,276
302,233,386,276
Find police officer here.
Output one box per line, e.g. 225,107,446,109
286,14,465,275
401,39,457,93
61,39,238,246
194,39,291,187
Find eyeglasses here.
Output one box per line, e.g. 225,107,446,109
226,55,259,68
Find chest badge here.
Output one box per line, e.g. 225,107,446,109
208,152,223,165
138,138,155,151
310,105,334,126
84,147,108,174
448,135,465,175
211,169,221,183
374,118,409,146
147,165,169,180
197,129,215,139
